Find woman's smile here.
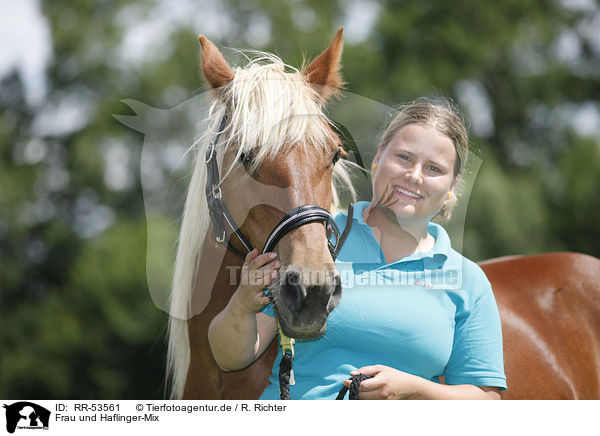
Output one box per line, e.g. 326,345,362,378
392,185,424,201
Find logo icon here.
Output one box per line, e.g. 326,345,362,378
3,402,50,434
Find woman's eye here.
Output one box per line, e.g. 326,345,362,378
331,150,341,165
397,154,410,161
427,165,442,173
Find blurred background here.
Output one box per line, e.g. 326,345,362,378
1,0,599,399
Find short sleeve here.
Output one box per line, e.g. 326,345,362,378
443,280,507,390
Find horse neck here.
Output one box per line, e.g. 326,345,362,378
191,237,245,318
182,237,247,399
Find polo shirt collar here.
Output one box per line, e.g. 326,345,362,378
341,201,450,270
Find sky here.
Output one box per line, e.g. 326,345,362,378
0,0,51,106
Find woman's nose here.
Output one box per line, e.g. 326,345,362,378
406,164,423,184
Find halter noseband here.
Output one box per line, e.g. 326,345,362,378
204,112,344,259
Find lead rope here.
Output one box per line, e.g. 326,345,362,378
277,324,295,400
278,334,371,400
335,374,373,400
277,325,371,400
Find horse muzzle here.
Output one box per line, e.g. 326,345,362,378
273,267,342,339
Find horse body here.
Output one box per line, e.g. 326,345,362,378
481,252,600,399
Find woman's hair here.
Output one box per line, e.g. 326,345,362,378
378,97,469,222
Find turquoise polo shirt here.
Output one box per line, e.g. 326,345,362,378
260,201,506,399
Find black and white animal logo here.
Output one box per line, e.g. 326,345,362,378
3,402,50,434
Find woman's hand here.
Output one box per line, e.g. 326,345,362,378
229,248,280,315
344,365,420,400
345,364,502,399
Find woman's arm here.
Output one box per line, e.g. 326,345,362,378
208,249,279,372
409,379,501,400
346,365,501,400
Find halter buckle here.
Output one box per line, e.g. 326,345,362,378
212,186,222,200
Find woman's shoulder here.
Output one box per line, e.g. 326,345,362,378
447,248,494,297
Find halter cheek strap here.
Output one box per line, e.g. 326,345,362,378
204,112,254,257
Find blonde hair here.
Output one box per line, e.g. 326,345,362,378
378,97,469,222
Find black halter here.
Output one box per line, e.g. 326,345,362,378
204,112,348,260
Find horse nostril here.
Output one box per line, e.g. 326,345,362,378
280,270,307,312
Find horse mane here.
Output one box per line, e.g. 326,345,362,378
167,52,356,399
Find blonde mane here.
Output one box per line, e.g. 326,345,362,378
167,53,356,399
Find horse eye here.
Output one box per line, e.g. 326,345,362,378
239,150,254,166
331,150,341,165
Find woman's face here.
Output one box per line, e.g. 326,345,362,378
371,123,457,226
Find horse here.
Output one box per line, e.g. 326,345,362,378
167,29,356,399
480,252,600,399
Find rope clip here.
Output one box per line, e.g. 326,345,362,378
278,325,295,360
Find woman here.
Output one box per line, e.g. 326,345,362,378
208,98,507,399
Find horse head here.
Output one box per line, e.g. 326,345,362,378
199,30,347,339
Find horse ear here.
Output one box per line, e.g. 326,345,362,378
198,35,235,89
303,28,344,100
